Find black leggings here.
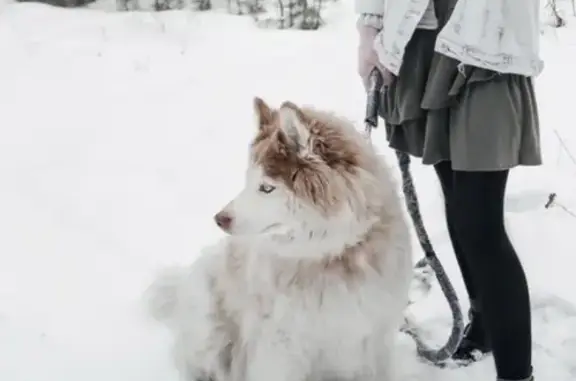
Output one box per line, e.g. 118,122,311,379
434,161,532,380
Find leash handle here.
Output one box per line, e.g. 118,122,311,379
364,69,384,133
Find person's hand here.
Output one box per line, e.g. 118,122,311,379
357,22,394,90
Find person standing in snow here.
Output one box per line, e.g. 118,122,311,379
355,0,542,381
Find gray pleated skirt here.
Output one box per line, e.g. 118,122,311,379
381,29,542,171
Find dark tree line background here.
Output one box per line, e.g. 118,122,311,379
12,0,576,31
14,0,329,30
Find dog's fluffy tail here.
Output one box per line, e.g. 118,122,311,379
144,265,189,323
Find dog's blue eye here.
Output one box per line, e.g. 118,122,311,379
258,184,276,194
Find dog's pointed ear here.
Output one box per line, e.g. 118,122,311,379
277,101,310,152
253,96,273,130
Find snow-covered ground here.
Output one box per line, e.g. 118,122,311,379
0,2,575,381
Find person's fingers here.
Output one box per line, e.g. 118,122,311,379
373,62,395,86
361,65,383,91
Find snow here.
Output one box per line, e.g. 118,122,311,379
0,2,575,381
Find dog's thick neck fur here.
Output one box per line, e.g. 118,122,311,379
254,212,381,263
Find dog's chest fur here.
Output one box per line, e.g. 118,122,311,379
210,234,407,378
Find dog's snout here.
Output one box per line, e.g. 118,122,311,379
214,212,232,231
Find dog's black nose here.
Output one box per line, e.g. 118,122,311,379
214,212,232,231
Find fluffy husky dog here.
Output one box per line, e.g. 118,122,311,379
145,98,413,381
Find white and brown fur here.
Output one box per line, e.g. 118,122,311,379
144,98,414,381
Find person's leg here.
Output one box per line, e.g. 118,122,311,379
433,161,492,360
451,169,532,380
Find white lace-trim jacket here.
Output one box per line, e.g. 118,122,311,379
355,0,544,77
